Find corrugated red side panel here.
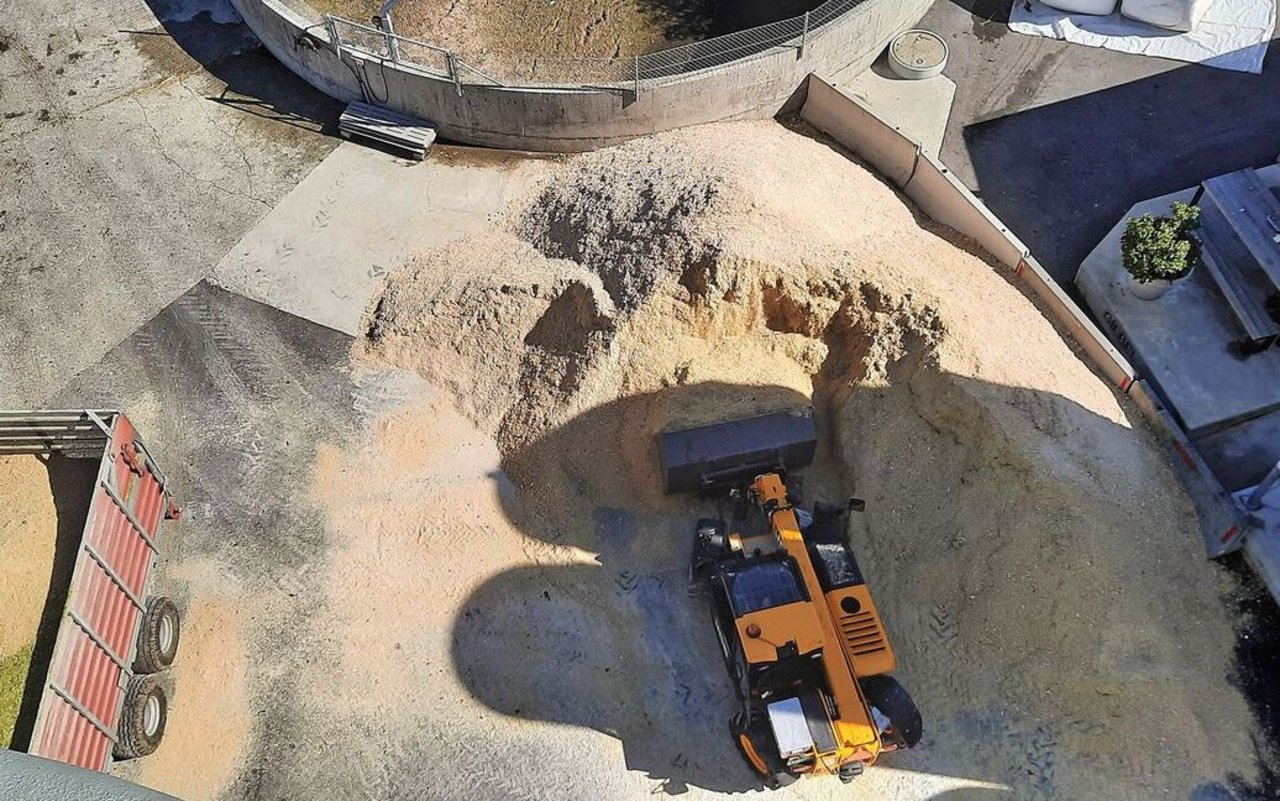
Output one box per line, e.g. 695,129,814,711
28,413,169,772
32,688,111,772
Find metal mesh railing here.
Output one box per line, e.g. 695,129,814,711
329,16,393,60
454,53,634,86
393,37,452,78
326,0,870,91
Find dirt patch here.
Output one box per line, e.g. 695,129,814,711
311,392,528,680
432,144,566,171
308,0,823,79
390,0,710,58
301,383,625,795
129,28,203,83
346,120,1262,798
122,596,253,801
0,455,57,745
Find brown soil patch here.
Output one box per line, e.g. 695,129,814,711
123,596,253,801
0,454,57,746
306,0,823,80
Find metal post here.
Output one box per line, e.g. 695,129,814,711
378,0,404,63
799,11,810,58
1245,458,1280,510
382,14,401,63
447,51,463,97
633,55,640,99
324,15,342,56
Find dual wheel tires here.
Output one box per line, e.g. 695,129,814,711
114,596,181,760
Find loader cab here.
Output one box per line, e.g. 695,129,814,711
721,557,807,616
707,554,847,778
708,555,831,697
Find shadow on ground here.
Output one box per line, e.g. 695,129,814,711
455,383,813,794
1220,553,1280,800
947,0,1015,24
136,0,342,134
637,0,826,41
963,36,1280,283
450,380,1024,796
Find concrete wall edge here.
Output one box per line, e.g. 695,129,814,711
801,76,1138,390
230,0,931,151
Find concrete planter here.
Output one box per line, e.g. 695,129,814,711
1128,274,1173,300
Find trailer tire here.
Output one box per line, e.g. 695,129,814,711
114,674,167,759
134,596,180,673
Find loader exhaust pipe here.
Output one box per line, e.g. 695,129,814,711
659,407,818,494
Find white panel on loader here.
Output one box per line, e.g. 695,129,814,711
766,698,815,759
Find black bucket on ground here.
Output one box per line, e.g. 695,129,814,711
659,408,817,494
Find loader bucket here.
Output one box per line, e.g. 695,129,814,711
659,408,817,494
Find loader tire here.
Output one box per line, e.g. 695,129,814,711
134,596,180,674
711,595,749,700
860,675,922,748
730,710,796,788
113,674,167,760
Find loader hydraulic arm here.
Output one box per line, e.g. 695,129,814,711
750,473,881,763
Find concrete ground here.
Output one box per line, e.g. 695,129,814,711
0,0,341,407
824,56,956,157
921,0,1280,284
210,143,558,335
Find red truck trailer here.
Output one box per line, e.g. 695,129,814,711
1,410,181,773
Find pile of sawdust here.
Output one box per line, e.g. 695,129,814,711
355,120,1259,798
0,455,57,746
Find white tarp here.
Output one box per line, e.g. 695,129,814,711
1121,0,1214,31
1010,0,1276,73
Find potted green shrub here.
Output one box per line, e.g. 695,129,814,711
1121,201,1201,300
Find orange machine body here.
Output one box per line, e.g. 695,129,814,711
730,473,899,777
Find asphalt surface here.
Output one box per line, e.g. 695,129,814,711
47,282,365,800
923,0,1280,284
0,0,339,408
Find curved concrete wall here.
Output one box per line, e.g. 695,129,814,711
230,0,931,151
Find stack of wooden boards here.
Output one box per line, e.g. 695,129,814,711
1199,167,1280,352
339,101,437,160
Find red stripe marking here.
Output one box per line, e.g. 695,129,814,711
1172,440,1198,471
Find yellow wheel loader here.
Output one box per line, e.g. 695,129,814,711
660,408,921,787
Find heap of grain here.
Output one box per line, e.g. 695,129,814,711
358,121,1257,798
